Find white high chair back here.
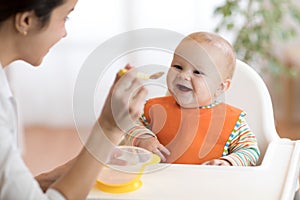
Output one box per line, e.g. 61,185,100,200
226,60,280,164
89,60,300,200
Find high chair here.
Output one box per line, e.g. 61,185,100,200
227,59,285,164
88,60,300,200
225,60,300,199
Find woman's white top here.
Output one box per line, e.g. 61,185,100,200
0,64,65,199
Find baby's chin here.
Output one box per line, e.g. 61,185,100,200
168,90,202,108
174,98,200,109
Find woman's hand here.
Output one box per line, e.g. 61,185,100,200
98,64,148,143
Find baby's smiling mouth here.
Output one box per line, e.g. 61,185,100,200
176,84,192,92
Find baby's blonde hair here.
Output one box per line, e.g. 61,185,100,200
186,32,236,79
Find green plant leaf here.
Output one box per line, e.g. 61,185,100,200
213,0,300,77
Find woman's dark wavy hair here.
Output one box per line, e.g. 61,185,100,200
0,0,66,27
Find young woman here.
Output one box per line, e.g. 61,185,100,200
0,0,148,199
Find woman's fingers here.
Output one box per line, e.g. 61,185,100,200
109,69,148,132
129,86,148,118
99,68,142,133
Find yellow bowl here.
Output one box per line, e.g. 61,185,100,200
96,168,143,193
96,146,160,193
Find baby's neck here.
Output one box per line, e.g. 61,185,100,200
199,101,220,109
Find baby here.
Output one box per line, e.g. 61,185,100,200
125,32,260,166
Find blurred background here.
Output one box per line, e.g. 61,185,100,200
5,0,300,174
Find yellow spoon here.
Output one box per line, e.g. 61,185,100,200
118,68,164,80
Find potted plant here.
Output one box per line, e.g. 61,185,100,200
213,0,300,126
213,0,300,77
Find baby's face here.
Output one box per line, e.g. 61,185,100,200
167,40,226,108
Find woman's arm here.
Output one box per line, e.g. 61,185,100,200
35,157,77,192
49,70,148,199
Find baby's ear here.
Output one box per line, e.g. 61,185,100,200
221,79,231,92
214,79,231,98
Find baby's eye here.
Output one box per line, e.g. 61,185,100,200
193,70,205,75
172,65,183,70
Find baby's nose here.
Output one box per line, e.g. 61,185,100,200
179,71,192,81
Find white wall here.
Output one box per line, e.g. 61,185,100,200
7,0,225,127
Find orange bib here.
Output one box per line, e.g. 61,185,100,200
144,96,242,164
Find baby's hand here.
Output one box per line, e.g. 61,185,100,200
202,159,232,166
135,136,170,162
